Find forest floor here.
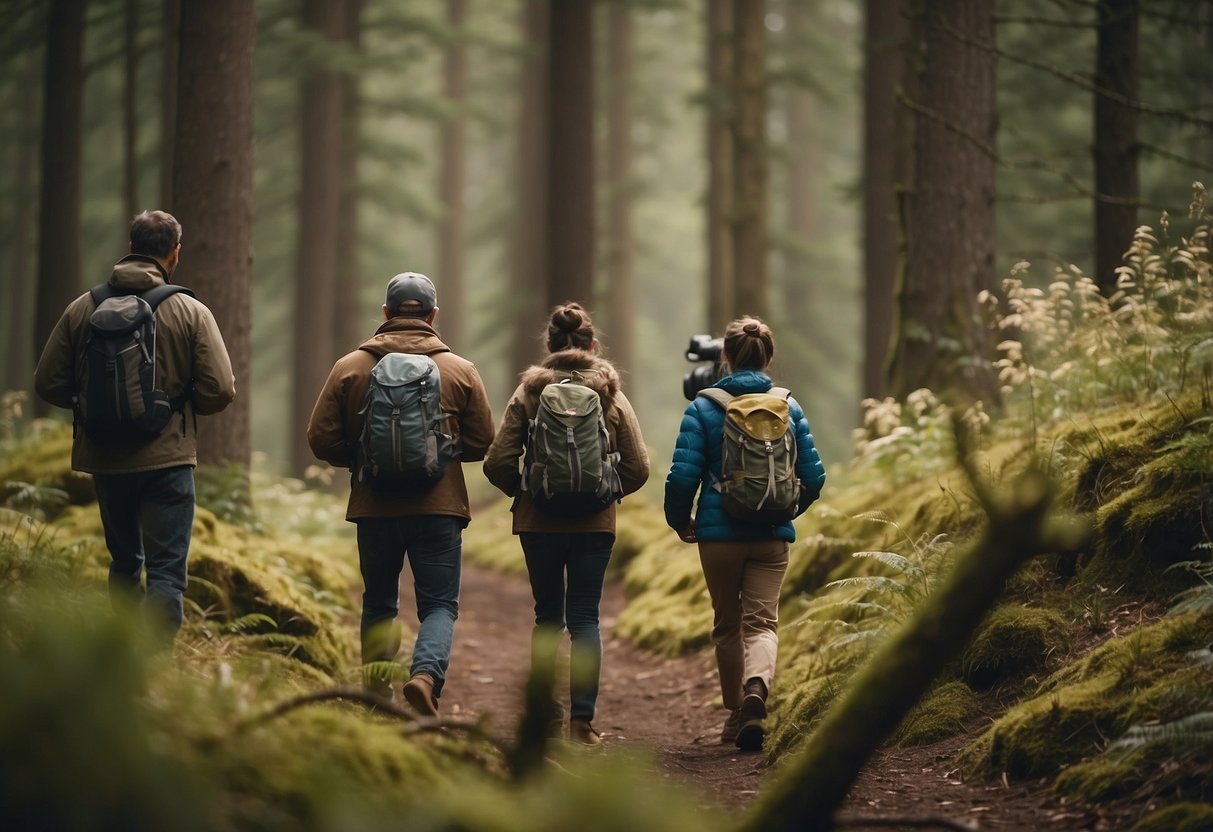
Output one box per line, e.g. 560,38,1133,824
399,563,1143,831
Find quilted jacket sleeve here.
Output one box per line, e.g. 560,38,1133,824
789,396,826,514
664,400,709,531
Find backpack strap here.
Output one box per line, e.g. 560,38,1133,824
697,387,733,410
769,386,791,401
140,284,194,310
88,282,194,309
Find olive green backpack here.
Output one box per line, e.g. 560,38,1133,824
523,379,623,516
698,387,801,525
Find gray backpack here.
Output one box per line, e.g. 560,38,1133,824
523,379,622,516
699,387,801,524
355,351,460,491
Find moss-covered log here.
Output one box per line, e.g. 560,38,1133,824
744,458,1086,832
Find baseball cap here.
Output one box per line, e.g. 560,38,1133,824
385,272,437,316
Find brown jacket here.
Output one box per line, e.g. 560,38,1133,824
33,255,236,474
307,317,495,522
483,349,650,535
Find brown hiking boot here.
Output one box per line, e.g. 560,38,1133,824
402,672,439,718
720,709,743,744
569,718,602,747
735,678,767,752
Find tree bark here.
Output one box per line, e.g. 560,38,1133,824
5,49,40,394
34,0,87,417
438,0,468,351
1093,0,1139,294
124,0,139,219
731,0,768,320
782,0,818,343
605,1,634,375
159,0,179,209
545,0,595,311
172,0,255,468
289,0,346,476
886,0,1000,406
334,0,365,355
862,0,907,400
706,0,734,334
509,0,550,373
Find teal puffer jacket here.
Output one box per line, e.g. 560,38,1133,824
664,370,826,542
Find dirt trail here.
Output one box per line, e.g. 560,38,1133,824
399,563,1139,828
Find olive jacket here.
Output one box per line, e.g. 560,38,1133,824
33,255,236,474
307,317,495,522
483,349,650,535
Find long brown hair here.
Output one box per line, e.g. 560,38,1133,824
546,302,595,352
723,316,775,371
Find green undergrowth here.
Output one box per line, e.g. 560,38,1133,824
958,611,1213,786
0,439,724,831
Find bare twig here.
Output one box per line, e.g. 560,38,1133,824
934,13,1213,129
835,816,977,831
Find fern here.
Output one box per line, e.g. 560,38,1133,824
1108,712,1213,756
1165,560,1213,616
222,613,279,635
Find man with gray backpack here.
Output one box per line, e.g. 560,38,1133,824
307,272,494,715
34,210,236,641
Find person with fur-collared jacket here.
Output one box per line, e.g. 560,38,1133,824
483,303,649,746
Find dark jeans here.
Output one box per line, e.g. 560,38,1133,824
93,465,196,637
520,532,614,721
356,515,464,697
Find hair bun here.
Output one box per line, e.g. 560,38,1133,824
555,308,584,332
743,322,760,335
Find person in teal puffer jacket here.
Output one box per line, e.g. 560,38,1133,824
665,316,825,751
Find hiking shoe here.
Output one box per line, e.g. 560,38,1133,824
569,718,602,747
402,672,439,718
735,678,767,751
720,709,743,744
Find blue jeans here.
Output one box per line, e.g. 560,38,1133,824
520,532,614,721
356,515,464,698
93,465,196,637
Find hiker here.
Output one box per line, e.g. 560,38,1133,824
33,210,236,640
483,303,650,746
664,316,825,751
307,272,494,716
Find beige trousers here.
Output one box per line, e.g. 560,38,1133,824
697,539,790,710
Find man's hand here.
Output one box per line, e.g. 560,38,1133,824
677,523,697,544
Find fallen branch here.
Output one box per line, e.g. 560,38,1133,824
742,423,1088,832
223,686,509,754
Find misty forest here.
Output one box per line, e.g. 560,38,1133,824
2,0,1213,829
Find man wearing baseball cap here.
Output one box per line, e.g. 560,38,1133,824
307,271,494,715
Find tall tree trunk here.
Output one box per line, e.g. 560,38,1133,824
731,0,767,320
160,0,179,209
124,0,139,219
34,0,87,417
172,0,255,468
334,0,365,354
862,0,907,400
5,50,40,394
438,0,468,351
783,0,817,332
290,0,346,476
545,0,594,310
886,0,1000,406
706,0,734,334
509,0,550,373
1093,0,1139,294
605,1,634,375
